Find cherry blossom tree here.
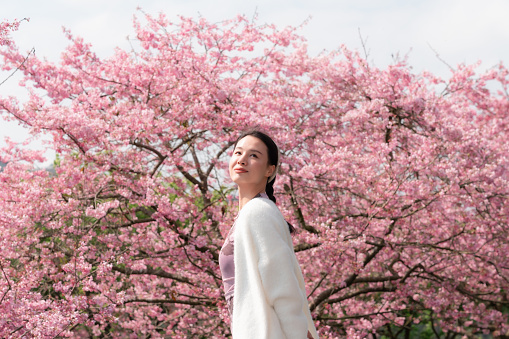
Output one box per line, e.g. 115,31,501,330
1,12,508,338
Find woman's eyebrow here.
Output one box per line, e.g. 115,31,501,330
235,146,262,154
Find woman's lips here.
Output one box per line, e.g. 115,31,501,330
234,168,248,173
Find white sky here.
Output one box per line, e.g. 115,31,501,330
2,0,508,166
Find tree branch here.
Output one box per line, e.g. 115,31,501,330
0,48,35,87
124,298,215,307
294,242,321,252
284,180,319,234
309,240,385,311
0,261,12,304
112,265,192,285
326,285,397,305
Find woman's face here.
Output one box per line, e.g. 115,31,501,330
229,135,275,187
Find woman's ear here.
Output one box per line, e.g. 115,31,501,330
266,164,276,178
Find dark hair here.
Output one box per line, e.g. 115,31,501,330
234,130,296,234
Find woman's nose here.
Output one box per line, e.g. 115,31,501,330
237,157,246,165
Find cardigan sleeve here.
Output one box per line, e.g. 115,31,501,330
235,198,309,338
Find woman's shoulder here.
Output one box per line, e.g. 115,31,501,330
240,196,278,216
237,198,286,230
235,197,292,248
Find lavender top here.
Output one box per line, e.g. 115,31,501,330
219,192,269,315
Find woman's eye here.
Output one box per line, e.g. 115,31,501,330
250,154,258,158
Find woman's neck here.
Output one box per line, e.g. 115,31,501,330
237,185,266,210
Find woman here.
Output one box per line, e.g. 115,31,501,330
219,130,319,338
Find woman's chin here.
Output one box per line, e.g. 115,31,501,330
232,178,247,186
230,174,248,184
232,179,257,189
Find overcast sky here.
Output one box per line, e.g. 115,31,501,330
2,0,508,166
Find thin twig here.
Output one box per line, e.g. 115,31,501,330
0,260,12,304
358,28,370,69
427,42,454,71
0,48,35,87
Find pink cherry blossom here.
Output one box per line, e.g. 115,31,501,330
0,12,508,338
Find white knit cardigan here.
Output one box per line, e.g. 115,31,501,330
232,197,319,339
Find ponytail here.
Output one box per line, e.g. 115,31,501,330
265,178,277,204
266,175,295,234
